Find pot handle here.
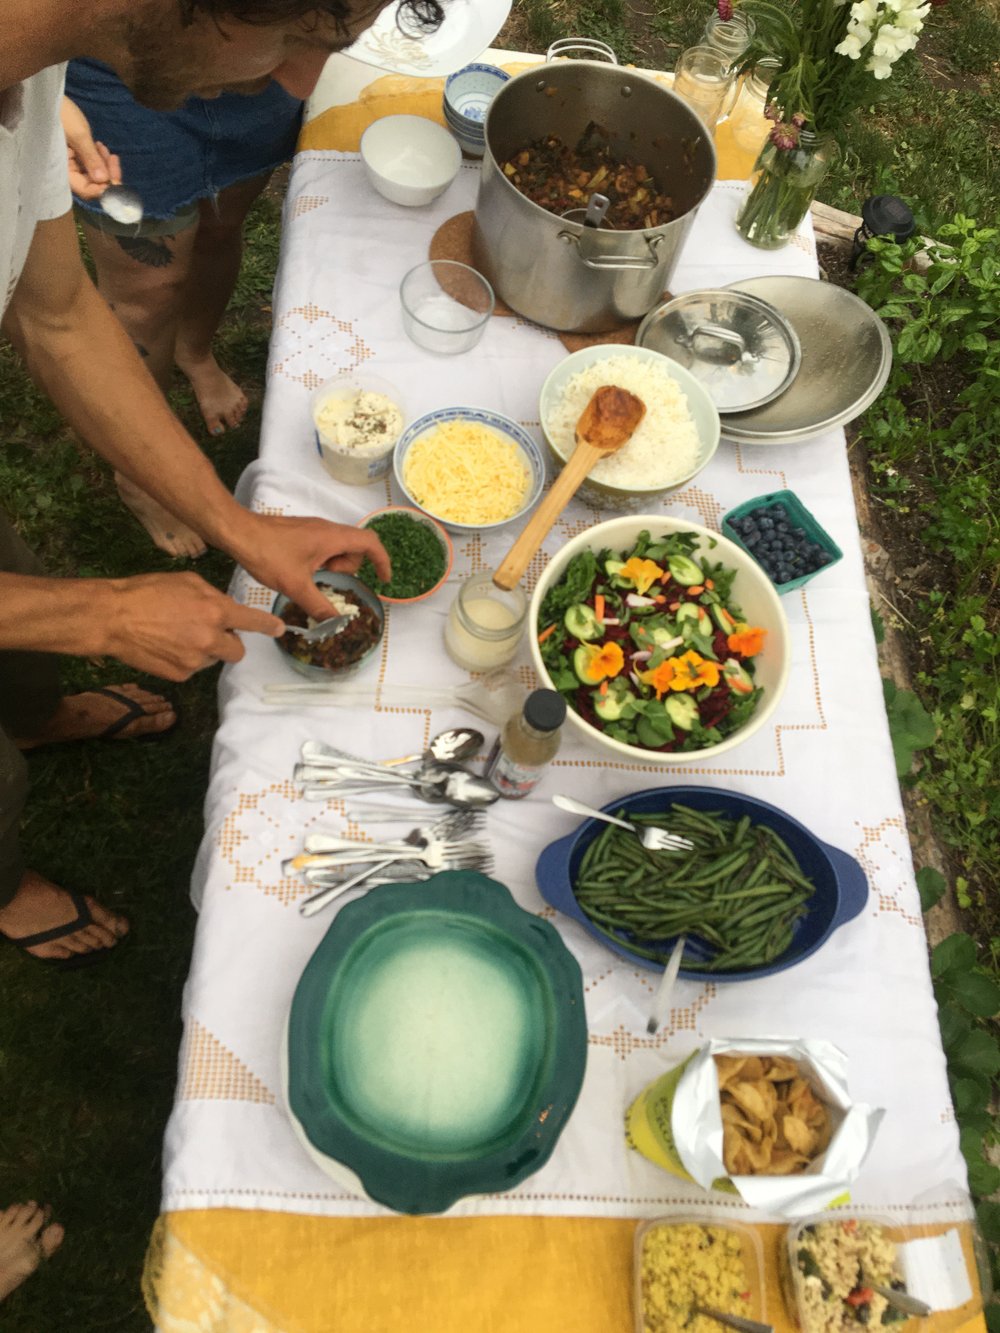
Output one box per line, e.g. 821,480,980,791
559,230,665,270
546,38,618,65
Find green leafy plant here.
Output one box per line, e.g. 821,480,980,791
882,677,936,777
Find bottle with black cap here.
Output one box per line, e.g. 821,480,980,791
488,689,568,799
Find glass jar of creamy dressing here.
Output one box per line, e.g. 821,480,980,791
444,573,527,671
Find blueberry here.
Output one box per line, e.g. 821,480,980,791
771,504,787,520
776,521,790,534
791,526,806,540
759,516,775,531
745,530,760,548
817,551,833,566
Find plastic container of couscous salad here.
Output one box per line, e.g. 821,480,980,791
781,1212,991,1333
634,1213,766,1333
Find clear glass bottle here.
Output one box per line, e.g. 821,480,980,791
701,11,757,67
713,58,781,181
736,129,840,249
489,689,567,799
444,572,527,671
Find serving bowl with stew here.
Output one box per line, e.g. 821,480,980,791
273,571,385,681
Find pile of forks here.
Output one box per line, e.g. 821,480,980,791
286,810,493,917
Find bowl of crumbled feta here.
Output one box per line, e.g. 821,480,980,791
540,345,720,509
634,1214,766,1333
312,374,406,487
273,572,385,680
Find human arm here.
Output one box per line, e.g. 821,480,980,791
2,213,390,619
60,95,122,201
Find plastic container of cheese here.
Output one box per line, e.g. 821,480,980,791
312,373,406,486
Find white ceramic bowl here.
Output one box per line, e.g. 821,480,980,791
529,515,790,763
360,115,461,207
539,345,721,509
393,405,546,534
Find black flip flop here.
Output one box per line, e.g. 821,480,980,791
4,890,123,970
90,686,178,741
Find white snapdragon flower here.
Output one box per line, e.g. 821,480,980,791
867,54,895,76
836,31,867,57
850,0,882,23
847,19,873,42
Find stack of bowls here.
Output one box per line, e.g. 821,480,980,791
442,63,509,158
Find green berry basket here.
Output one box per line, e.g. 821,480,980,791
721,489,843,595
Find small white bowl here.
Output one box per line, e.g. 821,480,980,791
360,115,461,208
529,515,790,764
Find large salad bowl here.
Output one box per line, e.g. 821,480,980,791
529,516,790,763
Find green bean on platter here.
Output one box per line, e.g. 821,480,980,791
572,804,817,972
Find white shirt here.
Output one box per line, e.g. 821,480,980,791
1,63,71,316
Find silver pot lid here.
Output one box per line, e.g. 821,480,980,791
717,276,893,445
635,289,801,412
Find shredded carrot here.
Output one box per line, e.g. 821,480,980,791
654,595,666,604
687,584,705,595
669,601,681,611
599,680,609,696
594,594,605,622
537,623,557,644
705,579,715,590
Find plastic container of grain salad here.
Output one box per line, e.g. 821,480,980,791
781,1212,992,1333
634,1212,766,1333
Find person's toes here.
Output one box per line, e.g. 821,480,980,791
85,896,129,940
38,1223,63,1261
10,1204,40,1230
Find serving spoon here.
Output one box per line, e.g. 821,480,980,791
493,385,646,590
99,182,145,226
281,613,353,642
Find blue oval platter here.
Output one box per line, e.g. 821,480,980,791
535,787,869,982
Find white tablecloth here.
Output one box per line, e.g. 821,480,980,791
161,154,967,1224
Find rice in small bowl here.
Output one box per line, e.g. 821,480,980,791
539,346,720,509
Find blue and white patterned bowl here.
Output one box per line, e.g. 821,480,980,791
443,63,509,130
393,406,546,534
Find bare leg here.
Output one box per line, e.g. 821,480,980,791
0,1203,64,1302
173,173,274,436
85,221,207,558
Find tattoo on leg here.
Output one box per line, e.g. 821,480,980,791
115,234,175,268
133,341,150,359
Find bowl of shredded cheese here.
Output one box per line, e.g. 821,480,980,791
393,406,546,533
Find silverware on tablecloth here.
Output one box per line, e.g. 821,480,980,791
302,808,480,855
297,840,494,917
299,728,483,772
285,837,490,875
646,934,688,1035
263,668,526,726
552,794,694,852
300,763,499,808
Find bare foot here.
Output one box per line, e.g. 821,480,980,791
0,871,128,962
0,1202,64,1302
15,684,176,750
115,473,207,559
176,350,249,436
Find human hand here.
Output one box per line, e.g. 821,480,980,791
104,571,284,681
232,514,392,622
60,96,122,201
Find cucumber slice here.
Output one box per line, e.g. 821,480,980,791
664,694,699,730
723,657,755,695
604,558,626,577
711,604,737,634
564,603,601,641
668,554,704,586
676,602,701,624
594,690,630,721
572,645,597,683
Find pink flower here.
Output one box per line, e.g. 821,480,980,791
764,101,781,122
791,111,807,126
769,122,801,150
717,0,734,19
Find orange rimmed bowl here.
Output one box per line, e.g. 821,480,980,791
358,505,454,605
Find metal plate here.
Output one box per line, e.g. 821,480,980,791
718,276,892,445
635,289,801,412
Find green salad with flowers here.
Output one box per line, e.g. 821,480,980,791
536,530,768,753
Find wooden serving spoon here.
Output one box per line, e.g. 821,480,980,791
493,384,645,591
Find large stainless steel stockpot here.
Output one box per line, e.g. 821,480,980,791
471,41,717,334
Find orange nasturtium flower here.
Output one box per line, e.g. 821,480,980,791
668,650,721,692
638,659,676,699
618,556,664,596
727,624,767,658
580,640,625,683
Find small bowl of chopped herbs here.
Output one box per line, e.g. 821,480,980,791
355,506,453,604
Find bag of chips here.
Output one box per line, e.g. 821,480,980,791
626,1037,884,1216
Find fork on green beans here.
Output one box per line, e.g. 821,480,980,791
552,795,694,852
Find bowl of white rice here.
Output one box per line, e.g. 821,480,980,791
539,346,720,509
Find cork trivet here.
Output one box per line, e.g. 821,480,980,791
429,211,671,351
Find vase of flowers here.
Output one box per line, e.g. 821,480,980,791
722,0,931,248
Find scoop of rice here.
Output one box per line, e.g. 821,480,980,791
545,354,703,488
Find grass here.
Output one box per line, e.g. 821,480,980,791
2,6,998,1325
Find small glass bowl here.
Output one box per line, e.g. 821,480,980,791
272,572,385,681
399,260,494,355
357,505,454,605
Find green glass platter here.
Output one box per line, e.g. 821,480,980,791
286,870,588,1215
